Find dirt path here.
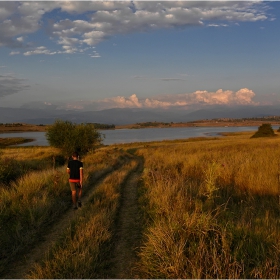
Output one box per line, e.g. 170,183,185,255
2,164,123,279
104,156,144,278
1,154,143,279
2,155,144,279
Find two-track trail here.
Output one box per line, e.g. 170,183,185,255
2,153,144,279
102,156,144,279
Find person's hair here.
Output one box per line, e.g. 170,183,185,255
72,152,79,158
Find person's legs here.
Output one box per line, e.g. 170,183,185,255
77,183,82,207
72,191,77,206
70,182,78,209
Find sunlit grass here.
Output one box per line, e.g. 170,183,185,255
0,146,61,161
2,133,280,278
0,147,128,276
27,159,138,279
136,136,280,278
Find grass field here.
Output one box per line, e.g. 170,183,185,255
1,131,280,278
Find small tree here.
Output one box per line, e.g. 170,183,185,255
251,123,277,138
46,119,103,156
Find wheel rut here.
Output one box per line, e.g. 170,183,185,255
2,154,144,279
2,160,127,279
103,156,144,279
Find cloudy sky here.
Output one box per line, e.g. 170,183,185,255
0,1,279,111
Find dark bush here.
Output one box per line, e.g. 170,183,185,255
0,158,25,185
251,123,277,138
54,154,66,167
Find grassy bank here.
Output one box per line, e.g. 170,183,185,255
0,137,34,147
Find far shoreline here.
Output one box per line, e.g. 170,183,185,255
115,120,280,129
0,120,280,133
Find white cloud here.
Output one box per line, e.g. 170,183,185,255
23,46,57,56
16,36,24,42
208,24,228,27
58,88,257,110
0,1,271,55
235,88,255,104
102,93,143,108
0,2,59,47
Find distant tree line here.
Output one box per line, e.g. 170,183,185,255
88,123,115,129
0,122,114,129
191,116,280,123
0,123,24,127
136,122,170,127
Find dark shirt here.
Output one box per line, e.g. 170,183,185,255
67,160,83,180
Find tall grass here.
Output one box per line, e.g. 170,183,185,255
0,147,63,185
0,147,128,276
26,159,138,279
0,167,69,275
3,135,280,278
136,136,280,278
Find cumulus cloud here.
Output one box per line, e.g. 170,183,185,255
0,1,271,55
58,88,257,111
102,93,142,108
191,88,257,105
0,2,59,48
0,74,29,98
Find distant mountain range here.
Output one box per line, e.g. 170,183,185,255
1,105,280,125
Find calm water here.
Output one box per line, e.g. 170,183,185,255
0,126,268,146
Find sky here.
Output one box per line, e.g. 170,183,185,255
0,0,280,112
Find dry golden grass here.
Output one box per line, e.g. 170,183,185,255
2,133,280,278
0,146,61,161
136,135,280,278
27,159,138,279
0,147,129,276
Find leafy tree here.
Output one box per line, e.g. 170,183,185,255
251,123,277,138
46,120,103,156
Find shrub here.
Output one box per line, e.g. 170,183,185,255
46,120,104,156
251,123,276,138
0,157,24,185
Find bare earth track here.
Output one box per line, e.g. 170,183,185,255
2,154,144,279
103,157,144,278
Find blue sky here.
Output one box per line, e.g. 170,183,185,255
0,1,279,111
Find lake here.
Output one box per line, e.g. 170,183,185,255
0,126,269,146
